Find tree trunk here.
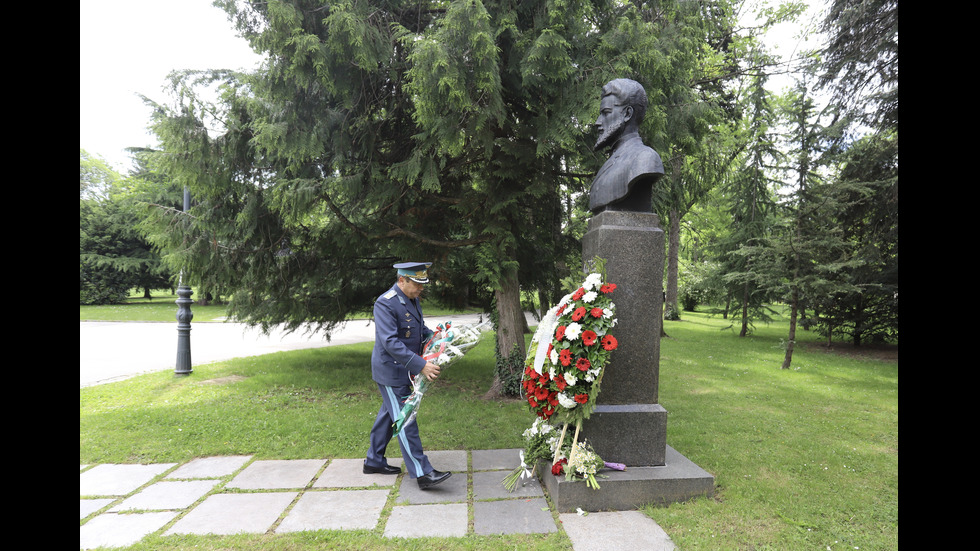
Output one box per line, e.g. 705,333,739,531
485,264,525,397
665,208,681,319
739,282,750,337
781,288,798,369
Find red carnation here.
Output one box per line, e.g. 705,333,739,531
538,373,550,385
600,283,617,294
571,287,585,300
559,349,572,366
552,458,567,475
581,330,598,346
590,307,604,318
572,307,587,321
528,397,539,408
554,374,567,391
601,334,618,351
576,357,591,371
555,325,566,341
574,393,589,404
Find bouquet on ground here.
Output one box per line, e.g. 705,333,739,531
505,259,623,491
392,320,490,435
501,418,557,491
550,439,624,490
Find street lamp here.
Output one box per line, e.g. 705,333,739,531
175,186,193,376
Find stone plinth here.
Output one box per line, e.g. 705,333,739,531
565,210,714,511
539,446,715,513
581,210,666,466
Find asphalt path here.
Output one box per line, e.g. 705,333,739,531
80,313,488,388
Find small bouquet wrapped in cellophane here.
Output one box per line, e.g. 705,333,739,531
564,439,607,490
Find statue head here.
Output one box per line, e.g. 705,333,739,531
594,78,648,150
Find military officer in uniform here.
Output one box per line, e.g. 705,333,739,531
363,261,452,490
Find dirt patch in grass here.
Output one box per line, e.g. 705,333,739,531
198,375,248,385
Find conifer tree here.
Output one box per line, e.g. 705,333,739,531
138,0,751,393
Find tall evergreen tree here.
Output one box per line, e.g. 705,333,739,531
138,0,750,394
717,70,782,336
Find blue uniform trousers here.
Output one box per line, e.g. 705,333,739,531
365,382,433,478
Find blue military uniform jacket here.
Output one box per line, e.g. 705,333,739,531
371,283,434,386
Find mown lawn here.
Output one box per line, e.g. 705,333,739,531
80,306,897,550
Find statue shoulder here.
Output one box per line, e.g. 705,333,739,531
629,142,664,174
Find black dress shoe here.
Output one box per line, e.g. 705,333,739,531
363,463,401,475
417,469,451,490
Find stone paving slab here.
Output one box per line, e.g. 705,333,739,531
80,463,177,496
165,492,297,536
110,479,222,512
277,489,390,532
80,511,178,549
313,457,403,488
473,497,557,535
80,498,114,520
424,449,468,471
226,458,325,489
395,469,467,504
471,448,522,470
473,469,543,500
166,455,253,479
559,510,677,551
384,503,469,538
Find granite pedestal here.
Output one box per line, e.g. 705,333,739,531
547,210,713,512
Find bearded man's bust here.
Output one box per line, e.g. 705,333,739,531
588,79,665,214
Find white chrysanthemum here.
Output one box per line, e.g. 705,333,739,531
583,273,603,291
564,372,577,387
582,290,598,303
565,322,582,341
549,348,559,365
557,392,578,409
603,304,615,319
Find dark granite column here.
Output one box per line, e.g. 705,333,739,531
539,210,714,512
580,210,667,466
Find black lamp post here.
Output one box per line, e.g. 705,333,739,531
175,186,193,376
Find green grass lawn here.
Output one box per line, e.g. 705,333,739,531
80,306,897,550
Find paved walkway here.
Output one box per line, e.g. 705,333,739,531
80,450,677,550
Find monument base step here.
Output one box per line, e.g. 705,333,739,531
539,445,714,513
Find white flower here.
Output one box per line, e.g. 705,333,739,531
582,290,598,303
583,273,603,291
557,392,578,409
565,322,582,341
549,349,559,365
564,372,577,387
603,304,615,319
576,507,589,516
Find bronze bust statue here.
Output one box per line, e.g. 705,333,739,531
588,79,665,214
